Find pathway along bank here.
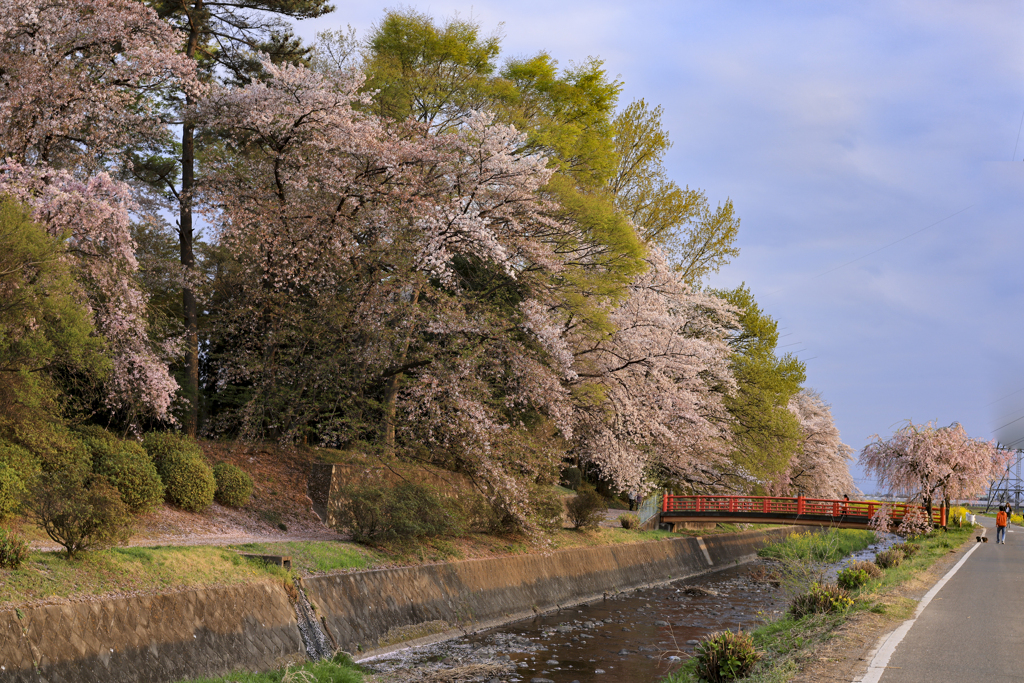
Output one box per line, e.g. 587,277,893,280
0,527,799,682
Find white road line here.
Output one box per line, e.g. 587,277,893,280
855,528,985,683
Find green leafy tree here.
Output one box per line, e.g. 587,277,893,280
0,196,110,446
610,99,740,285
361,9,502,132
713,284,805,485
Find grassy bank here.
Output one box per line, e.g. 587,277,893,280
662,524,976,682
174,655,364,683
0,545,295,608
0,522,767,606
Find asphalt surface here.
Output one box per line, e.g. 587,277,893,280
879,515,1024,682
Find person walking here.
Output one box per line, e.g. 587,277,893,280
996,505,1009,544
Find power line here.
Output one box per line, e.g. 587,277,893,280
993,413,1024,434
986,386,1024,407
811,204,974,280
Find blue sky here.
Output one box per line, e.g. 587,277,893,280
295,1,1024,492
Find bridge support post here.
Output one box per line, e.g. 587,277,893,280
797,495,805,516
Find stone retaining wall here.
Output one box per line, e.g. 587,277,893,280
0,527,797,681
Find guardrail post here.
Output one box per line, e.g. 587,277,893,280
662,493,668,513
940,504,947,527
797,495,805,515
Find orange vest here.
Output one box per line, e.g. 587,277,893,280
997,511,1008,527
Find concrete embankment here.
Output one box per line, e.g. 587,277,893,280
0,527,796,682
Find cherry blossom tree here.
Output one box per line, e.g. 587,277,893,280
781,389,856,498
0,0,200,171
859,421,1010,520
0,0,201,423
197,60,580,526
0,164,179,422
564,247,738,494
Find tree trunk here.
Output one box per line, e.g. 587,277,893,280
180,12,202,437
383,288,421,454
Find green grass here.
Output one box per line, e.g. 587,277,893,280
663,524,976,682
0,546,288,608
229,541,374,574
758,528,876,563
175,656,363,683
856,524,974,595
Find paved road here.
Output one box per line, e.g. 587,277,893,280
879,516,1024,682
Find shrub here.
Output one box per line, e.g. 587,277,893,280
896,507,932,538
25,469,132,559
948,505,970,527
80,428,164,514
788,582,854,617
619,513,640,529
1012,513,1023,526
875,548,905,569
849,560,883,579
15,423,90,473
528,486,565,532
92,449,164,514
213,462,254,508
566,486,605,530
837,567,870,591
142,431,203,469
892,541,920,558
0,439,39,484
562,466,582,491
0,462,26,521
0,528,29,569
868,504,893,533
692,629,761,682
332,481,465,542
158,451,215,512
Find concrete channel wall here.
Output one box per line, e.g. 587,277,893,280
0,527,797,682
301,527,799,657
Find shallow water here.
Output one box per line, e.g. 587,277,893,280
364,563,785,683
362,532,897,682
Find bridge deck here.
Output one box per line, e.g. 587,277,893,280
660,495,944,530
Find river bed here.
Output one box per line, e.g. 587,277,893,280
361,533,896,683
362,562,784,683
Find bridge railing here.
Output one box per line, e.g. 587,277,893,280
661,495,944,526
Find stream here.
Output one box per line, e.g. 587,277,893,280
361,562,782,682
362,535,896,683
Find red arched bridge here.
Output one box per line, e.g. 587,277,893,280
660,495,946,531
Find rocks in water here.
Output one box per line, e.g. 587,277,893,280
654,620,670,626
682,586,718,596
546,659,559,665
595,669,606,674
531,678,555,683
